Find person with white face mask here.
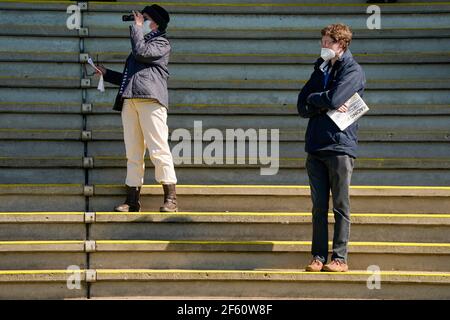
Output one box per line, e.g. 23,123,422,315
142,19,153,34
320,47,335,60
297,24,366,273
94,4,178,213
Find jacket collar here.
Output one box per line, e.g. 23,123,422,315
337,49,352,63
144,29,166,41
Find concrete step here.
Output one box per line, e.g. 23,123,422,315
1,101,449,116
93,89,450,110
81,2,450,14
0,212,86,241
1,184,448,213
2,1,449,13
0,36,79,62
0,240,449,272
2,63,450,83
86,37,450,61
2,36,450,63
0,141,84,165
2,114,450,142
2,88,448,115
2,48,449,65
90,213,450,243
88,269,450,300
92,185,450,213
1,127,449,142
93,240,450,272
95,113,450,142
0,269,87,300
2,157,450,186
1,212,448,242
4,77,447,90
2,156,449,170
2,8,450,39
0,269,448,299
0,168,85,184
3,62,449,89
0,184,86,212
89,167,450,186
11,167,450,186
83,141,450,162
0,240,87,270
0,157,84,168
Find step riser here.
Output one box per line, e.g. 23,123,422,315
0,196,86,212
0,283,86,300
1,252,448,272
3,169,450,187
89,281,450,300
2,195,447,214
0,253,86,270
0,281,448,300
0,224,85,241
2,64,449,84
1,223,448,243
90,252,450,272
92,196,450,214
89,224,450,243
3,9,450,33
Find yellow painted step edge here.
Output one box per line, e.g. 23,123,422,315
16,240,444,247
0,212,83,215
0,269,448,278
95,184,450,190
2,184,449,190
1,212,450,218
0,241,84,245
95,240,450,247
96,269,450,277
0,270,85,275
95,212,450,218
1,240,449,247
0,184,81,187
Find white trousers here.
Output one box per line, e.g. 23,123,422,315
121,98,177,187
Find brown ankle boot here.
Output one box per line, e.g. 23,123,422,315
114,185,141,212
160,184,177,212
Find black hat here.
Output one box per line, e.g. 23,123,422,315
141,4,170,31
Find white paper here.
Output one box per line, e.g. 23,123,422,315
327,92,369,131
87,56,105,92
97,74,105,92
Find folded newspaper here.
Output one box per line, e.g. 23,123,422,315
327,92,369,131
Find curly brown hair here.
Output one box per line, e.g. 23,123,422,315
321,23,353,51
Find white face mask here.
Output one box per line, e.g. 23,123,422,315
321,48,336,61
143,20,152,34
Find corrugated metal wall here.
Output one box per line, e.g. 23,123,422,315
0,0,449,210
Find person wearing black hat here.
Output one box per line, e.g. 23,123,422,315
94,4,177,213
141,4,170,32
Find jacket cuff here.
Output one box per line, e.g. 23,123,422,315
130,24,144,45
306,93,322,107
103,69,112,82
307,92,333,110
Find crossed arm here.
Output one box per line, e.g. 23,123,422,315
297,66,362,118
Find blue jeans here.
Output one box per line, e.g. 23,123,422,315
306,152,354,264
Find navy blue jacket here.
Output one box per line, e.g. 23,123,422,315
297,49,366,158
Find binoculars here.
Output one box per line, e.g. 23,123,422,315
122,14,135,21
